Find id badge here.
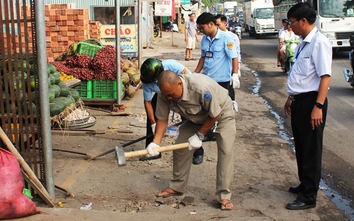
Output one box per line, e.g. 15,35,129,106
206,51,213,58
166,125,178,137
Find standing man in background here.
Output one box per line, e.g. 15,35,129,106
185,13,199,61
283,2,331,210
194,12,239,101
215,14,241,96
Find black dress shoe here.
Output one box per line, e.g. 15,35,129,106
288,186,301,194
193,155,203,165
139,153,162,161
286,200,316,210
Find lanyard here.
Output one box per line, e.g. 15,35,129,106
295,42,307,59
209,39,215,51
295,30,318,59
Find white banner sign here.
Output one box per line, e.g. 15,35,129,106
155,0,172,16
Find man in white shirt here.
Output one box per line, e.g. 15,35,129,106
283,2,332,210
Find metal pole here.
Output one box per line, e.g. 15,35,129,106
138,0,142,67
116,0,122,104
35,0,55,199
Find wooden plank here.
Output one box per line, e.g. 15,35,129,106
65,79,81,88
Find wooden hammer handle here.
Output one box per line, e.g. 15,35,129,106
124,142,189,158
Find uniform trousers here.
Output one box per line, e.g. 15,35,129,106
217,81,235,101
170,107,236,201
291,91,328,204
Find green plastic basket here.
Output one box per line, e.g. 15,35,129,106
75,38,103,59
74,80,92,98
92,80,124,99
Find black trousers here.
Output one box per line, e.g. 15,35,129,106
218,81,235,101
290,92,328,203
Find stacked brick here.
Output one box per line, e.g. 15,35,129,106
4,4,102,62
89,21,101,40
45,4,89,62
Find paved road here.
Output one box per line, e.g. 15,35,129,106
240,33,354,215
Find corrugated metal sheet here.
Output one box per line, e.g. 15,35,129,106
25,0,135,19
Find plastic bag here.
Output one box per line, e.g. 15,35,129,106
0,148,41,219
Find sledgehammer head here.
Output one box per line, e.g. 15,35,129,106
115,146,126,166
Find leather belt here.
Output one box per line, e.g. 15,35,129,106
290,91,317,101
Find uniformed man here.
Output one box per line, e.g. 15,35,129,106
194,12,239,101
145,70,236,210
215,14,241,104
139,58,205,164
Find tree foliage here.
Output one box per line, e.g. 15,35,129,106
202,0,218,7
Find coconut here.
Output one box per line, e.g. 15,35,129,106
121,72,130,85
126,85,136,98
131,73,141,86
126,67,136,79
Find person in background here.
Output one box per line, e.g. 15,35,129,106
214,14,241,110
147,70,236,210
139,58,205,165
279,21,299,70
277,18,289,67
185,13,199,61
283,2,332,210
234,17,242,27
194,12,239,102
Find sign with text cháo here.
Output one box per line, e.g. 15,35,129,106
100,24,137,57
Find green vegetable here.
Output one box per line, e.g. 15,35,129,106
68,88,80,101
48,74,55,85
58,81,69,97
47,63,57,74
29,75,36,91
49,91,55,102
49,101,66,117
52,71,61,84
21,101,36,114
53,96,75,107
49,85,61,97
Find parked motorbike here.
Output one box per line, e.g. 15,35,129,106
235,26,242,40
343,33,354,89
281,39,299,73
153,24,160,38
162,21,173,32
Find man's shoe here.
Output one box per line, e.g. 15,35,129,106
139,153,162,161
288,186,301,194
286,200,316,210
193,155,203,165
185,58,190,61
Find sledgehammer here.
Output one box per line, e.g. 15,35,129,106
116,142,189,166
